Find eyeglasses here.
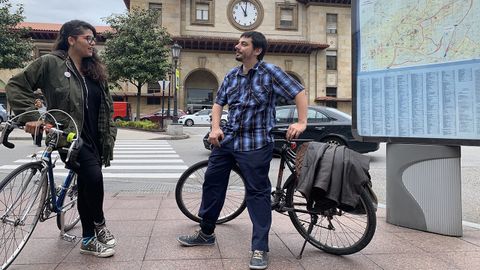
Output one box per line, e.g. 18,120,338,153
73,35,96,44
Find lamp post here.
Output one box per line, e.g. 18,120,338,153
171,42,182,123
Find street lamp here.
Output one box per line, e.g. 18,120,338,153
171,42,182,123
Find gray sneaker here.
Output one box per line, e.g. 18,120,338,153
80,237,115,258
95,226,116,248
177,230,216,246
249,250,268,270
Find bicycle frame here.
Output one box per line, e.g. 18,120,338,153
42,145,76,214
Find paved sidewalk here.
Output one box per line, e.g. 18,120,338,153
8,191,480,270
4,126,480,269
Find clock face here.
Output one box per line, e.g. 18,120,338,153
228,0,263,30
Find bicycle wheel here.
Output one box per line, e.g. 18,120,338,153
56,172,80,232
175,160,247,224
0,162,48,269
286,175,376,255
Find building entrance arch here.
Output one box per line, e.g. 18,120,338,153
184,69,219,113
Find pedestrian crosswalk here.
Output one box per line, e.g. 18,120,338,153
0,140,188,182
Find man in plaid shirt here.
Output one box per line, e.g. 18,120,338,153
178,31,307,270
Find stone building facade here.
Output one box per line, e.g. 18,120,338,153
123,0,353,114
0,0,353,115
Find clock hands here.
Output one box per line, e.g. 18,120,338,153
240,1,247,17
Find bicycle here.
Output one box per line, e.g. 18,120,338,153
175,139,376,257
0,110,81,269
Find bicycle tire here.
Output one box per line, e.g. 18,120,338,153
175,160,247,224
0,162,48,269
56,173,80,232
286,175,376,255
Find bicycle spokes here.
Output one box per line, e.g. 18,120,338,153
0,163,47,269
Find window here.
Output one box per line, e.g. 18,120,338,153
196,4,209,20
276,108,291,124
293,109,329,123
276,2,298,30
186,88,213,112
149,3,162,25
280,8,293,27
191,0,214,25
35,46,51,58
327,14,337,34
326,87,338,108
147,82,161,105
326,51,337,70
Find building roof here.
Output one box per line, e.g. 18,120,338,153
16,22,328,54
17,22,111,41
173,36,329,54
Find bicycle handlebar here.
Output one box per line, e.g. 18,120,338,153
1,120,82,166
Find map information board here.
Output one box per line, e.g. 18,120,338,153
355,0,480,142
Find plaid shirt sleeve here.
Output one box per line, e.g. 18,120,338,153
270,65,304,100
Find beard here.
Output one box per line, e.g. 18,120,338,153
235,51,243,62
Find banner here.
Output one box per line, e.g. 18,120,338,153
175,69,180,90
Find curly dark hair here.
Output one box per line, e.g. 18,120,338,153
53,20,107,82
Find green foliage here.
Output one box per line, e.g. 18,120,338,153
115,120,160,130
102,7,172,121
102,8,171,87
0,0,33,69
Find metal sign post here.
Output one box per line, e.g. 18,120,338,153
158,80,170,130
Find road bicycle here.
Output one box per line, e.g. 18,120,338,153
175,139,377,257
0,110,81,269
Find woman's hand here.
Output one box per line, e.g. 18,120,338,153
24,121,43,135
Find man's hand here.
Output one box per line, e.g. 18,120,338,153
286,122,307,141
24,121,44,135
208,128,224,148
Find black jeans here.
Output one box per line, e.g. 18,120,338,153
72,144,105,238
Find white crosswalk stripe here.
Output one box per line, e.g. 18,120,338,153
0,140,188,181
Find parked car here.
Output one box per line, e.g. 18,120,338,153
202,105,379,153
208,110,229,126
0,103,8,123
178,109,212,126
140,109,186,122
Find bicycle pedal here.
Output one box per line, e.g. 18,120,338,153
60,233,77,242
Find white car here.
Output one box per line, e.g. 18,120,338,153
209,111,229,126
178,109,212,126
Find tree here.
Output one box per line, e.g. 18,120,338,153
103,8,172,121
0,0,33,69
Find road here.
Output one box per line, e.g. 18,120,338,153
0,126,479,224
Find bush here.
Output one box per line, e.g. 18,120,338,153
114,120,160,130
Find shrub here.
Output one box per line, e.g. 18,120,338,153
114,120,160,130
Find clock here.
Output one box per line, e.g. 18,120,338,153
227,0,263,31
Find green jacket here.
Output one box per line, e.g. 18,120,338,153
6,50,117,167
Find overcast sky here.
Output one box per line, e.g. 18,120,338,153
9,0,127,26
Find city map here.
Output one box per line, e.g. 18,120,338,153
355,0,480,142
359,0,480,72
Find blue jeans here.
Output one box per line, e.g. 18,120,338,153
199,140,274,252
